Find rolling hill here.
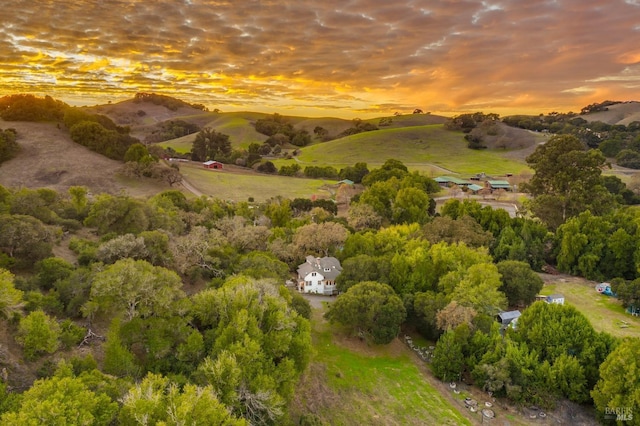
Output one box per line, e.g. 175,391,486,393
274,124,540,176
580,101,640,125
0,118,170,196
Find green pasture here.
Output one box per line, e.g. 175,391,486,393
274,125,531,176
290,310,472,425
158,112,268,152
539,280,640,338
179,164,336,202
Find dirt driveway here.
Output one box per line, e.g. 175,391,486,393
302,294,336,309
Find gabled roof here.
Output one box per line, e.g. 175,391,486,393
203,160,222,165
297,256,342,280
467,184,483,191
435,176,468,185
498,310,521,321
337,179,354,185
487,180,511,188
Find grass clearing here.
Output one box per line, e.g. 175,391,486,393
274,125,532,176
539,276,640,338
179,163,335,202
289,311,472,426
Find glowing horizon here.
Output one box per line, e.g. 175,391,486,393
2,0,640,119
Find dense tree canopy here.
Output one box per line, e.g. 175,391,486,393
523,134,614,228
325,281,406,344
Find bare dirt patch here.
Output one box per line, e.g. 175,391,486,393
0,119,169,197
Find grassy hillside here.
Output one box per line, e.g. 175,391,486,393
179,163,336,202
289,309,473,426
580,101,640,125
539,275,640,338
276,124,533,176
0,119,164,196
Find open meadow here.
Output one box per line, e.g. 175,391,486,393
273,125,534,176
538,275,640,338
178,162,337,202
289,308,474,426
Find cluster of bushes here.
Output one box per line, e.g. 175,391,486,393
133,92,207,111
335,118,379,138
303,165,339,179
0,128,19,164
144,119,201,143
0,94,67,122
255,113,312,147
444,112,500,133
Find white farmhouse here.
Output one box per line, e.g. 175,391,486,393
296,255,342,295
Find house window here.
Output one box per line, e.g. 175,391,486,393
311,272,316,277
305,281,311,286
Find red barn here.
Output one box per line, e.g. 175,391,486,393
203,160,223,169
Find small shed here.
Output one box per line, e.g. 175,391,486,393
497,310,521,326
467,183,484,194
546,294,565,305
203,160,223,169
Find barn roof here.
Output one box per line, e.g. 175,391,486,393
435,176,468,185
487,180,511,188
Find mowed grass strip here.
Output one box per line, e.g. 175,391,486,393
179,164,335,202
278,125,531,175
539,278,640,338
289,311,472,426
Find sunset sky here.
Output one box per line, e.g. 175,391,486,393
2,0,640,118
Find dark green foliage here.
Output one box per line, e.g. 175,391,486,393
278,163,301,176
431,330,464,381
133,92,206,111
59,319,86,349
290,197,313,213
84,194,151,235
0,214,54,267
145,119,200,143
235,251,290,280
291,130,311,146
303,165,338,179
335,118,378,138
497,260,544,307
34,257,74,291
445,112,499,133
339,162,369,183
311,198,337,215
612,278,640,308
191,128,232,162
513,302,615,400
598,138,624,157
465,133,487,149
102,321,141,378
257,161,277,174
616,149,640,169
523,134,615,228
290,291,312,320
0,128,19,164
69,121,136,160
325,281,406,344
0,94,67,121
592,338,640,422
336,254,390,292
555,210,640,280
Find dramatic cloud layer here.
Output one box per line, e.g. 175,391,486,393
1,0,640,116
